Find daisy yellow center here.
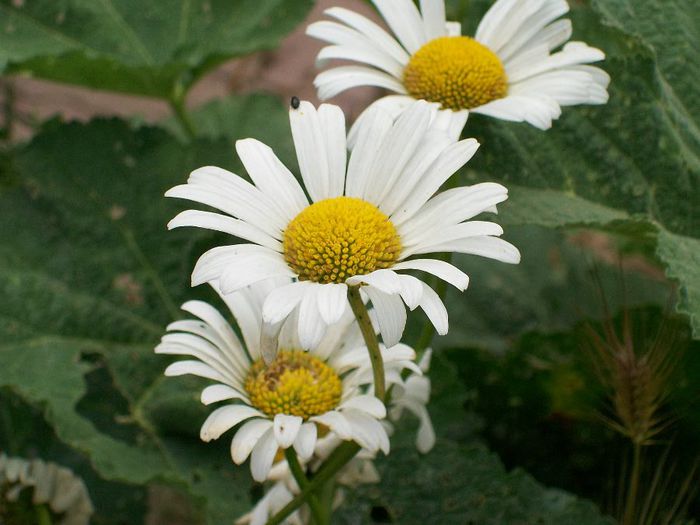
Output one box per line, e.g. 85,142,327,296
245,350,342,419
403,36,508,110
283,196,401,284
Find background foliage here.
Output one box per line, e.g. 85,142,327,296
0,0,698,523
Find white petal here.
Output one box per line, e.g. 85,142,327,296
164,360,227,383
314,65,406,100
445,21,461,37
167,165,286,235
363,287,406,348
192,244,282,287
293,423,318,460
235,139,308,221
273,414,303,449
419,348,433,373
393,259,469,291
346,104,395,197
218,255,295,295
347,269,402,295
431,107,469,142
297,286,327,350
363,100,435,205
310,411,353,440
231,419,273,464
250,428,279,482
262,281,309,325
397,274,423,310
318,104,347,198
510,69,609,106
201,384,248,405
425,236,521,263
499,4,571,62
475,0,548,53
379,128,453,216
347,94,417,150
157,334,242,384
390,138,480,224
402,221,505,258
289,101,330,202
317,44,404,80
398,182,508,233
418,282,448,335
420,0,447,40
168,210,281,251
372,0,427,53
260,319,283,364
508,41,605,84
414,403,436,453
180,300,243,356
316,283,348,325
471,94,561,130
200,405,262,442
340,395,387,419
323,7,410,65
342,409,391,454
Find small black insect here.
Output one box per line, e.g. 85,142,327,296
290,96,300,109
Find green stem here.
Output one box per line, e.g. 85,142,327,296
317,477,335,524
267,442,359,525
284,448,326,525
35,505,52,525
623,442,642,525
168,96,196,140
347,286,386,402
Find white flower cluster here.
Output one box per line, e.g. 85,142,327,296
157,0,606,521
0,454,93,525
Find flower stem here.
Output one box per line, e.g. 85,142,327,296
267,442,359,525
347,286,386,402
623,442,642,525
168,83,196,141
35,505,52,525
283,448,326,525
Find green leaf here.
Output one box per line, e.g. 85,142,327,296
0,338,169,483
438,226,671,353
656,230,700,339
0,97,296,522
448,0,700,337
161,94,297,166
0,0,313,98
336,352,612,524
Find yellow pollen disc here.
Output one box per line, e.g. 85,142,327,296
245,350,342,419
283,196,401,284
403,36,508,110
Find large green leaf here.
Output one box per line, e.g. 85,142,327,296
335,355,613,525
0,0,313,98
0,108,284,523
444,0,700,337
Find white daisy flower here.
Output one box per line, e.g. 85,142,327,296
156,279,420,482
236,479,303,525
308,0,609,131
0,453,94,525
387,349,436,453
166,100,519,350
249,435,380,525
